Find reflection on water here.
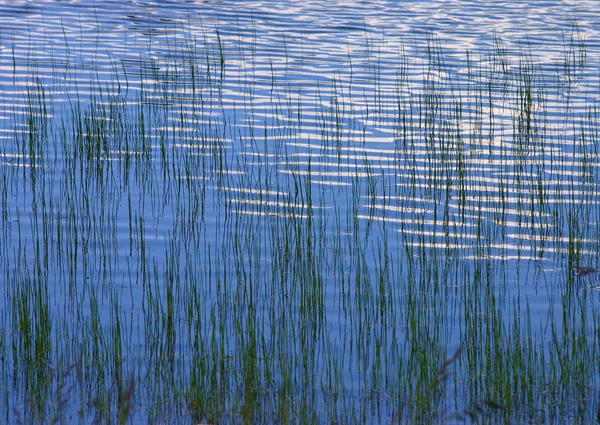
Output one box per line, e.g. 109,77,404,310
1,1,600,424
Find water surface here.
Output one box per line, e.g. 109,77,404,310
1,1,600,424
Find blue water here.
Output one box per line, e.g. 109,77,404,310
1,1,600,424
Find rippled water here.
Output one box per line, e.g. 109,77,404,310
2,1,600,424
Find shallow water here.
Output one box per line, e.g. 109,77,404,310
1,1,600,424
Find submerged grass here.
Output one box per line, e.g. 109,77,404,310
0,14,599,425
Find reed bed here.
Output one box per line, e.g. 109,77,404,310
0,16,599,425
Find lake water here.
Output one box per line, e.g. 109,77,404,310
1,1,600,424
